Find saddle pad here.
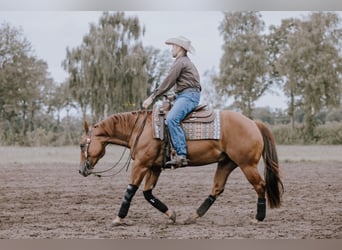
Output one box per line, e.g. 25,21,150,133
153,104,221,140
182,110,221,140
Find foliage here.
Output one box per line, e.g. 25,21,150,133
1,12,342,146
267,12,342,141
0,22,53,145
144,46,173,95
326,107,342,122
252,107,291,125
271,122,342,145
62,12,149,122
215,11,270,118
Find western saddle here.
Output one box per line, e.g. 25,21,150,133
153,95,216,169
155,95,216,140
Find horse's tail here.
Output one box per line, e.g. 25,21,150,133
255,121,284,208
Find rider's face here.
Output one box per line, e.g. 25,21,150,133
171,44,183,58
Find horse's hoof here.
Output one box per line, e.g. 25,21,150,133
183,212,199,225
111,221,122,227
250,218,259,224
167,211,177,224
108,219,130,228
107,221,122,228
169,210,176,223
183,216,197,225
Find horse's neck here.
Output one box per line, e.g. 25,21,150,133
101,111,146,147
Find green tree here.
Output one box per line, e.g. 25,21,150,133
63,12,148,122
215,11,270,118
269,12,342,142
0,23,52,145
267,18,302,129
47,82,75,128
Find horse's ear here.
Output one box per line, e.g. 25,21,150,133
84,120,89,133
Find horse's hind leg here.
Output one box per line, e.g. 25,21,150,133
240,164,266,221
143,167,176,223
185,158,237,224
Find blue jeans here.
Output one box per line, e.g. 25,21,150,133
166,90,200,157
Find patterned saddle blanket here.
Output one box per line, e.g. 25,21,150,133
152,102,221,140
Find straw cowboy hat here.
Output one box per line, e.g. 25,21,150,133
165,36,195,54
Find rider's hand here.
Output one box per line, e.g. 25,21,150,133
142,96,153,109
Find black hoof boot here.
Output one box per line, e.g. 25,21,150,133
256,198,266,221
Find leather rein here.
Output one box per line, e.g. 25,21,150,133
82,111,149,178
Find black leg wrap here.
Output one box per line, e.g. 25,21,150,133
197,195,216,217
256,198,266,221
118,184,138,219
143,189,168,213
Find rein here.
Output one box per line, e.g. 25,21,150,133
90,111,149,178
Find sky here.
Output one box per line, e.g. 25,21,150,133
0,11,340,109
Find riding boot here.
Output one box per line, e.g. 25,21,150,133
165,155,188,168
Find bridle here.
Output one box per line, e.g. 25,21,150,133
80,111,149,178
79,127,94,175
82,129,92,159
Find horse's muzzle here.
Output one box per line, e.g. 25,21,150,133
79,160,92,177
78,168,88,177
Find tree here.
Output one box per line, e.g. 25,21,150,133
144,46,172,96
267,18,302,129
214,11,270,118
0,22,52,145
47,82,76,127
201,68,223,108
63,12,149,122
269,12,342,142
62,47,91,121
326,107,342,122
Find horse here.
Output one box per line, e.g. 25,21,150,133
79,109,284,226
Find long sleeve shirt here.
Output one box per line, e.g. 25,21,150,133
151,55,201,99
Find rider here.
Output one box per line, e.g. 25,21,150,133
142,35,201,167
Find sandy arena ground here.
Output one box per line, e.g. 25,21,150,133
0,145,341,239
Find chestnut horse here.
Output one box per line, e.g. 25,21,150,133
79,110,283,226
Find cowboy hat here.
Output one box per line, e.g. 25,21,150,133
165,36,195,54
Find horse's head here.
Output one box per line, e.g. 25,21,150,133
79,121,106,177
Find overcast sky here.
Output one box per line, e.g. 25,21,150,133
1,11,340,109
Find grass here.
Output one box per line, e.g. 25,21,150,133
1,145,342,164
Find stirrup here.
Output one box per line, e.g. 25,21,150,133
165,156,188,168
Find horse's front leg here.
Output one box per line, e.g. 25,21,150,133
111,161,148,226
143,167,176,223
